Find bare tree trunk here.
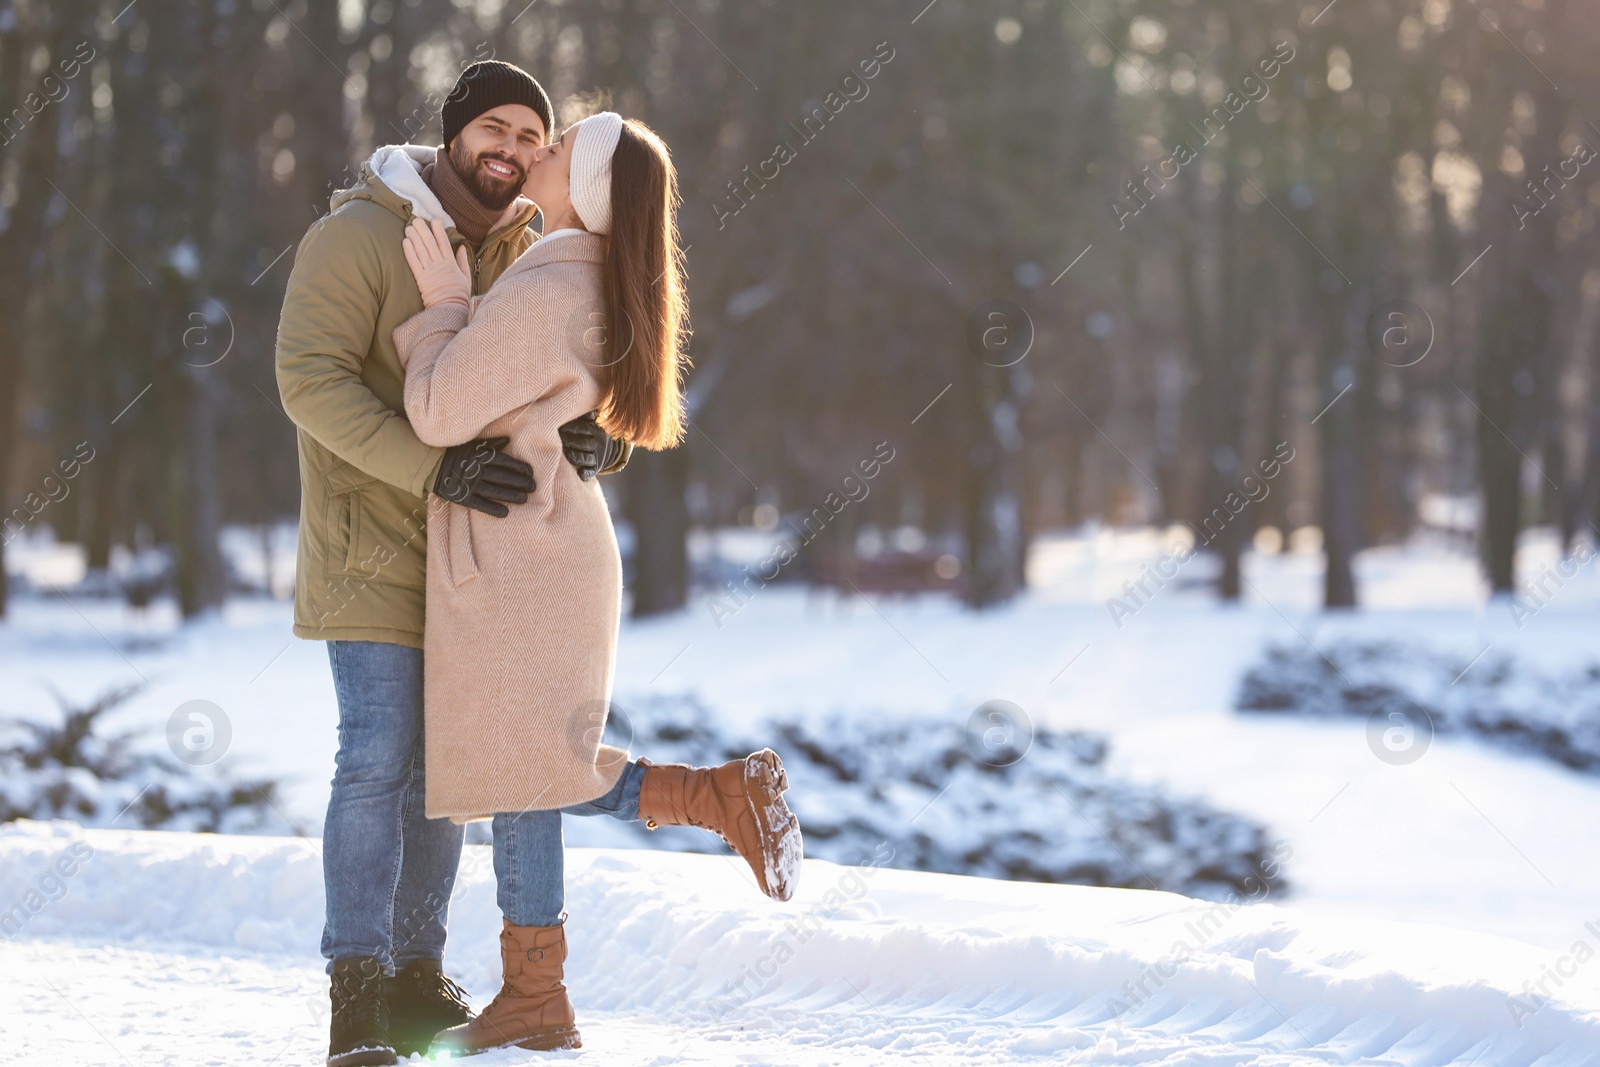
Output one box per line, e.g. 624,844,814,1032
173,367,228,615
1257,337,1294,536
1475,86,1565,592
363,2,429,150
1317,287,1370,609
297,0,352,213
1539,248,1580,547
163,0,228,617
0,6,72,616
624,447,690,617
1208,168,1250,600
960,353,1028,609
1578,305,1600,543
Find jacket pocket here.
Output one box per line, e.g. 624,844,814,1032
324,489,364,578
319,462,427,589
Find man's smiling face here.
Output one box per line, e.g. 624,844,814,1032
447,104,547,211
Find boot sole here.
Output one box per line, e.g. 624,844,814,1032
434,1026,582,1056
326,1046,397,1067
516,1026,583,1051
744,748,803,902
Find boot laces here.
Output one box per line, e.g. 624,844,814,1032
333,971,386,1031
421,970,472,1013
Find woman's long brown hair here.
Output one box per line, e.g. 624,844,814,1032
595,119,689,449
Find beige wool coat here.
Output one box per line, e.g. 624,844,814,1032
392,231,629,822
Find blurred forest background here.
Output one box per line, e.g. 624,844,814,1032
3,0,1599,621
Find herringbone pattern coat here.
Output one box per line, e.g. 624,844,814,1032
393,232,629,821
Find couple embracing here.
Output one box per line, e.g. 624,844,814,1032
274,60,803,1065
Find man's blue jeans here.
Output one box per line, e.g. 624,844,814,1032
320,639,647,970
321,640,458,973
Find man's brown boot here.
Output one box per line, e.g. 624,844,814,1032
429,918,581,1055
636,748,802,901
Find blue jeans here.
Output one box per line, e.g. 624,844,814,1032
492,760,646,926
321,640,462,973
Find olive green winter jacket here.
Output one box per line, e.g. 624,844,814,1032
275,145,540,648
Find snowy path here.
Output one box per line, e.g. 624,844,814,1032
5,823,1600,1066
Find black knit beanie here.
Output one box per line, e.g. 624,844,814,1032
442,61,554,148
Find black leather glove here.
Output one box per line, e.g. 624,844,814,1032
600,438,634,476
559,411,633,481
432,436,534,518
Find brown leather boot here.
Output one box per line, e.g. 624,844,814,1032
429,918,581,1055
637,748,802,901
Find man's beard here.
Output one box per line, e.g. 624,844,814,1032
448,140,524,212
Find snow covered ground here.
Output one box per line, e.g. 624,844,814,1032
5,821,1599,1066
6,525,1600,1061
5,527,1600,944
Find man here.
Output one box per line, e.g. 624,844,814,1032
275,60,630,1067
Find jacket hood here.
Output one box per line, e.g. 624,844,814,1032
331,144,538,233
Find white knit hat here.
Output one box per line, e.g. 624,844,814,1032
568,112,624,235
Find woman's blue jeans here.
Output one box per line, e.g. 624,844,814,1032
492,760,647,926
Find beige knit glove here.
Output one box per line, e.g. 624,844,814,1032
401,216,471,308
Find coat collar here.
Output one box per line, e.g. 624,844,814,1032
502,230,606,280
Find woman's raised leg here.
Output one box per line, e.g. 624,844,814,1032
633,749,803,902
557,750,804,902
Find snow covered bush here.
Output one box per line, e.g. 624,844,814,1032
0,682,288,833
609,694,1287,901
1237,641,1600,773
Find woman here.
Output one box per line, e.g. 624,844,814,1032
391,113,803,1055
